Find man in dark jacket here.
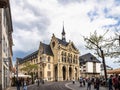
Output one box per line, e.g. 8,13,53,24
108,75,113,90
95,77,100,90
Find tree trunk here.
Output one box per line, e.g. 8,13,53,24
101,49,107,84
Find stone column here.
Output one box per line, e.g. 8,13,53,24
58,64,61,81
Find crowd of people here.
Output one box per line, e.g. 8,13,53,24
108,74,120,90
16,78,29,90
72,74,120,90
76,77,101,90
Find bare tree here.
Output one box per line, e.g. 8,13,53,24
83,30,120,83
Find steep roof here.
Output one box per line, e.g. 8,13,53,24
79,53,101,63
18,50,38,64
57,38,69,46
41,43,53,56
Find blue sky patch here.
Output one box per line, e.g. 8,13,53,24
87,9,99,22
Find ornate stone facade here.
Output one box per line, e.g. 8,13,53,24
18,28,80,81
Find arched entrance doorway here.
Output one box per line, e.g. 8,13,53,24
69,67,72,80
54,65,58,81
62,66,66,80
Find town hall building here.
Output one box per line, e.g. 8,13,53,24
18,26,80,81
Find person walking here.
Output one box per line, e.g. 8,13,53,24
72,78,75,84
112,74,119,90
83,78,86,86
23,80,27,90
37,78,40,86
95,77,100,90
79,77,83,87
108,75,113,90
87,78,91,90
16,78,20,90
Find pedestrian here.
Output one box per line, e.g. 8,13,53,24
72,78,75,84
112,74,119,90
37,78,40,86
83,78,86,86
87,78,91,90
108,75,113,90
42,79,45,84
23,80,27,90
95,77,100,90
16,78,20,90
79,77,83,87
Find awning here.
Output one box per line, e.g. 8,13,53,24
107,68,120,74
11,73,31,78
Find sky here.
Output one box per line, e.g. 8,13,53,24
10,0,120,68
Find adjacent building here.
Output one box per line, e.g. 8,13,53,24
79,53,101,78
0,0,13,90
18,27,80,81
101,64,113,76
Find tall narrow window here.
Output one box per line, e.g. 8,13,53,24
48,57,50,62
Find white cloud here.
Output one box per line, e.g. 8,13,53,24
10,0,120,68
13,27,43,52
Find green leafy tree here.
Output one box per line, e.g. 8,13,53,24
20,62,38,74
20,62,38,83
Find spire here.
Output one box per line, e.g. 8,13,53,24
62,24,65,35
61,22,66,41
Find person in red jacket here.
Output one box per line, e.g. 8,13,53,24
112,74,119,90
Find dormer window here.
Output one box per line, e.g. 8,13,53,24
90,57,93,60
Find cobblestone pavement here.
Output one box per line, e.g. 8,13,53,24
7,81,71,90
27,81,71,90
67,81,108,90
6,81,109,90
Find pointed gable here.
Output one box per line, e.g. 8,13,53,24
40,42,53,56
57,38,68,46
17,50,38,64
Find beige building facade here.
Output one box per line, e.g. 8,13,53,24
0,0,13,90
18,28,80,81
